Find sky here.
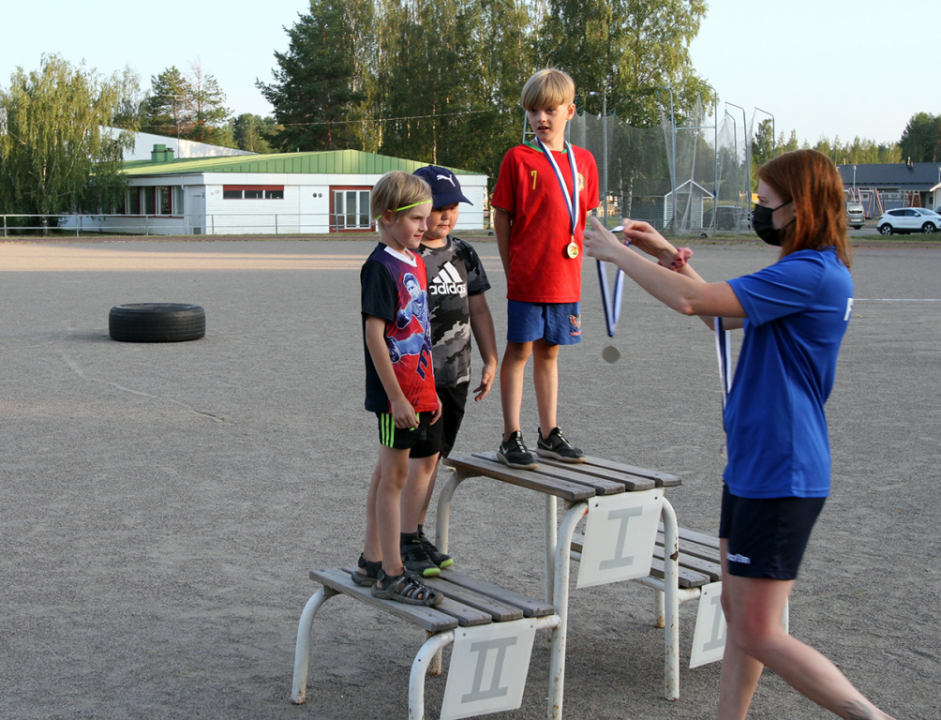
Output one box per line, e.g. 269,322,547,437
1,0,937,148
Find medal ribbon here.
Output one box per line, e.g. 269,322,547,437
533,137,578,238
714,317,732,407
597,260,625,338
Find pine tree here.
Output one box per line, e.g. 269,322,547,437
187,60,231,143
144,66,192,138
257,0,371,152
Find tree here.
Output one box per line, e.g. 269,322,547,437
537,0,708,127
187,60,231,143
143,62,231,143
232,113,279,153
257,0,371,152
899,112,941,163
0,54,135,219
144,66,192,138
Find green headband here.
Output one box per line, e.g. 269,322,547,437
395,200,432,212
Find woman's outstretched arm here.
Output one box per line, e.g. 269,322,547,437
584,217,745,329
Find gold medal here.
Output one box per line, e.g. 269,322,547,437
567,241,579,259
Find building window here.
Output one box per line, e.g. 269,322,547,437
331,187,372,231
223,185,285,200
157,187,172,215
124,186,184,215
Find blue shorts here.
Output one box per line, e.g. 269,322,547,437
506,300,582,345
719,484,826,580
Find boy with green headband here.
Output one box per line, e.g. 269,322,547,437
351,171,443,606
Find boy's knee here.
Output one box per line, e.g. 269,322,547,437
503,341,532,362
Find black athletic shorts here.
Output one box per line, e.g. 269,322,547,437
719,484,826,580
410,382,468,459
376,411,432,450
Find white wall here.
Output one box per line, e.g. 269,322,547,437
106,128,254,162
78,170,489,235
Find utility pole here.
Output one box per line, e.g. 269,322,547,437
657,87,676,236
726,102,750,208
589,90,608,223
703,83,719,232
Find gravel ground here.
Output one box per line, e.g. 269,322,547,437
0,238,938,720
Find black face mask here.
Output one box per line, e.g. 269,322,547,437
752,200,792,246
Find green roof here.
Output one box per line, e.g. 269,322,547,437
122,149,481,177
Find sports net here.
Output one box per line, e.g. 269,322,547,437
566,99,753,236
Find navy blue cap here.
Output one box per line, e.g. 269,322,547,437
413,165,473,207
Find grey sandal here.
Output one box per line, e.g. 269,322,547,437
370,570,443,606
350,554,381,587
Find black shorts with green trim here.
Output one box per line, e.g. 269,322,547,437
376,411,432,450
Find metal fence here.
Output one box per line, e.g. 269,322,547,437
569,98,753,236
0,211,495,238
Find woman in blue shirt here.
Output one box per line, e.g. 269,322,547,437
584,150,894,720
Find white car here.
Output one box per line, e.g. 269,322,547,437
876,208,941,235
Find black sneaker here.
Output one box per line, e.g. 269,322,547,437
402,539,441,578
536,426,586,463
498,431,538,470
420,533,454,570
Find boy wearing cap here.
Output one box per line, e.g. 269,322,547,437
491,68,599,470
397,165,498,574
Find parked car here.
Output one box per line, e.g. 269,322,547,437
875,208,941,235
846,202,865,229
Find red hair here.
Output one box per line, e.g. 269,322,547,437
757,149,852,268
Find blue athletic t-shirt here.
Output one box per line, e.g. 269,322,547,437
724,247,853,499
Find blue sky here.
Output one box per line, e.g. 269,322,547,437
2,0,936,147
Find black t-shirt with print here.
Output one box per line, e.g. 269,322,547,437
417,236,491,387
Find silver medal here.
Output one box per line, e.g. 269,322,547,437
602,344,621,364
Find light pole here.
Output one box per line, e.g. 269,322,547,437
656,86,676,235
702,83,719,231
588,90,608,223
726,110,740,219
755,107,775,158
726,102,750,209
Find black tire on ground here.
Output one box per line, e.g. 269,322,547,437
109,304,206,343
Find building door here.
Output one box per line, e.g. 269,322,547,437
331,188,372,231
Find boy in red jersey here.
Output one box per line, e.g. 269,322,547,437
491,68,600,469
352,171,443,606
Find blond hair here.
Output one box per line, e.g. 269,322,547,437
370,171,431,221
521,68,575,111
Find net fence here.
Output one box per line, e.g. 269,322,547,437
567,99,753,236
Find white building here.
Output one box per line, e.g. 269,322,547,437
82,148,489,235
106,128,255,161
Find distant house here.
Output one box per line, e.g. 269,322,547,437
837,162,941,216
628,179,714,231
79,148,488,236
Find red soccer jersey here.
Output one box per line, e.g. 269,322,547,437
491,143,600,303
